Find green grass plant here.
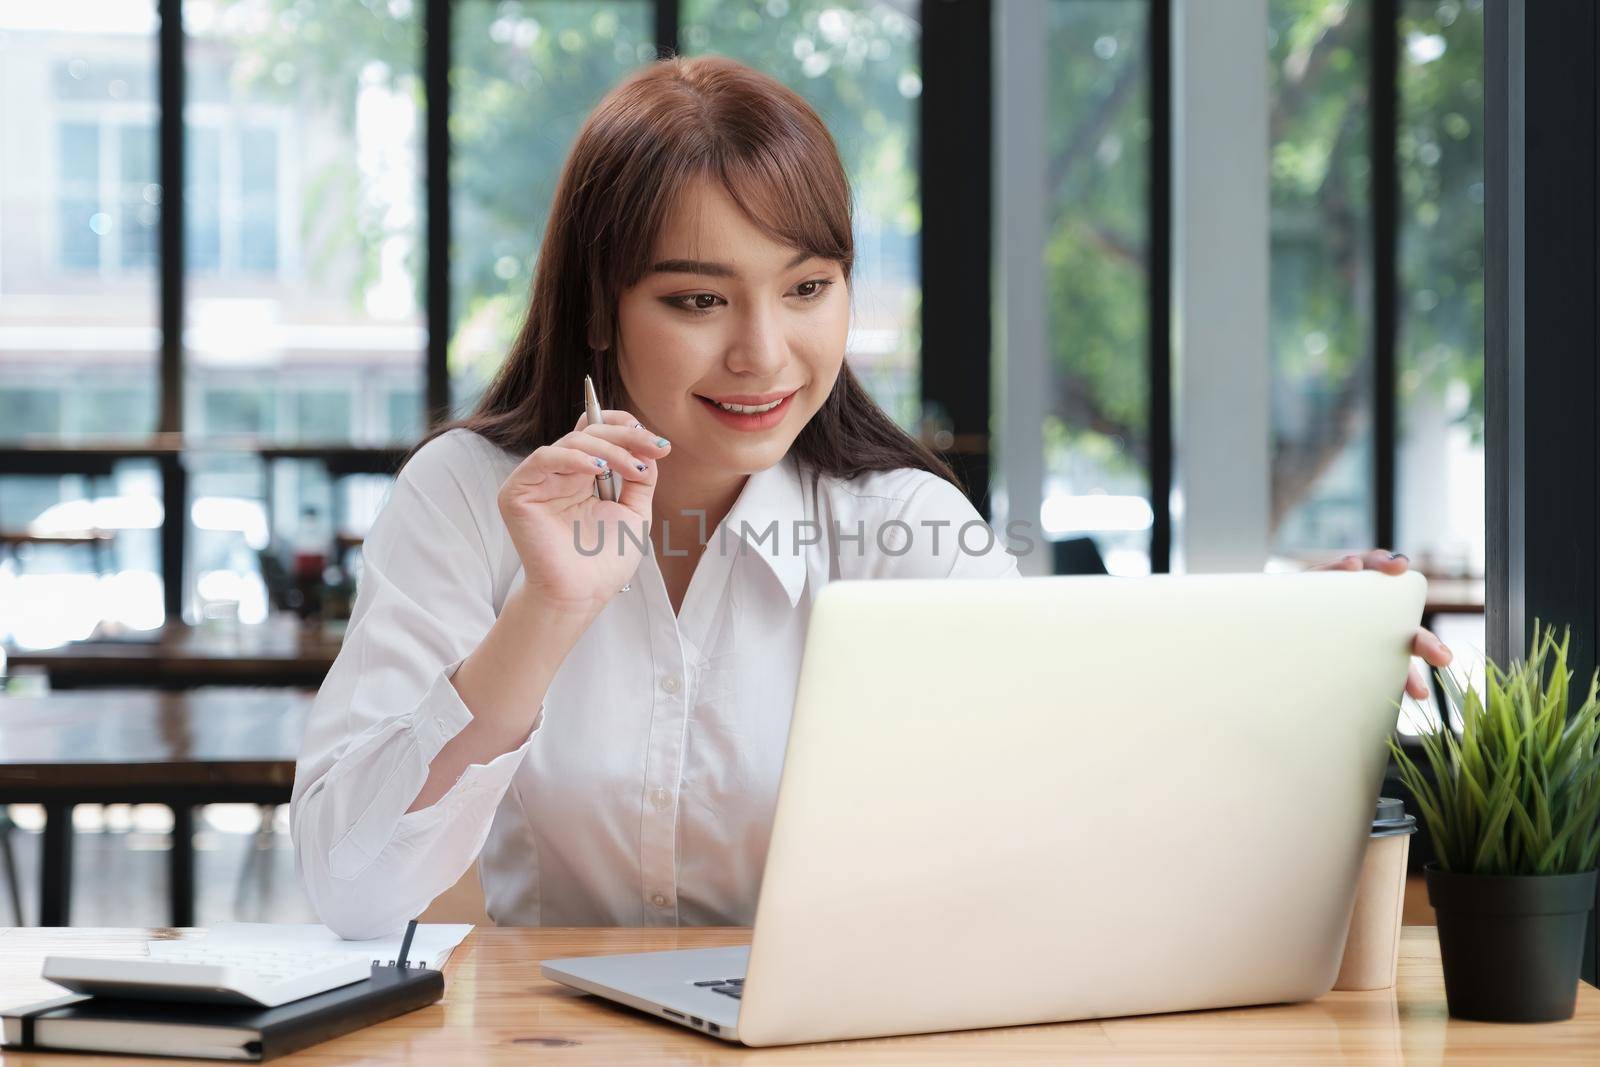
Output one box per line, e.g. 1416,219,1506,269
1390,622,1600,876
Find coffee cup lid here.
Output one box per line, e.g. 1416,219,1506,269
1372,796,1417,837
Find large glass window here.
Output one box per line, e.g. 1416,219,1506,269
1397,0,1483,581
0,5,161,440
173,0,426,625
0,1,1492,641
448,0,655,413
0,7,165,642
1267,0,1374,561
1397,0,1485,729
679,0,923,428
183,0,425,447
1040,0,1151,575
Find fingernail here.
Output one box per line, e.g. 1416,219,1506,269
655,437,670,448
634,422,643,429
1389,552,1408,561
635,463,648,472
594,457,607,468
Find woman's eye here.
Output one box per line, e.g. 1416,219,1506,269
664,278,832,315
664,293,723,314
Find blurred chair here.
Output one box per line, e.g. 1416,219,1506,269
1052,536,1109,576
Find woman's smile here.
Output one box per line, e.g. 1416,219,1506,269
694,388,801,431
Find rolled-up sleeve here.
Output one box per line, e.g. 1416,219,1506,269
290,433,540,939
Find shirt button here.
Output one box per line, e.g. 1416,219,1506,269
651,893,669,908
661,674,681,693
650,787,671,811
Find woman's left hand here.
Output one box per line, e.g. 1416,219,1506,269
1311,549,1452,700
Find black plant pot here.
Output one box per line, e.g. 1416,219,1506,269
1425,863,1598,1022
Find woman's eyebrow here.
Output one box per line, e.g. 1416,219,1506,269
649,250,815,278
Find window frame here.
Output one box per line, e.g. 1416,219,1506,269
10,0,1441,627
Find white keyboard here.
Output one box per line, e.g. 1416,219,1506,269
42,946,375,1008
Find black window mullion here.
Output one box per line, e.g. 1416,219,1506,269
425,0,451,427
1485,0,1600,985
158,0,183,436
1149,0,1172,574
656,0,679,59
158,0,186,623
1372,0,1399,552
920,0,993,509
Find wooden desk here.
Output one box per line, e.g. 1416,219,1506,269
1,926,1595,1063
3,617,341,690
0,689,307,927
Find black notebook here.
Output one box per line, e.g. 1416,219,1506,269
1,964,443,1062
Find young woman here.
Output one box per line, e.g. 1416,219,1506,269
291,55,1450,939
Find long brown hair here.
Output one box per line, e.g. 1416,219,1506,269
411,53,958,491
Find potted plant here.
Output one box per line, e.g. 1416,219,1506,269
1390,621,1600,1022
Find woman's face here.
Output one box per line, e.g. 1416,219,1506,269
612,176,850,482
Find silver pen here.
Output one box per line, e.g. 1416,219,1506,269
583,375,620,502
583,375,630,593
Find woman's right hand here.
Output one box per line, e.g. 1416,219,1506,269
497,408,672,616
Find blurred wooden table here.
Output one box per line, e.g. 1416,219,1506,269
1422,577,1485,618
2,926,1596,1063
0,689,308,927
2,617,341,689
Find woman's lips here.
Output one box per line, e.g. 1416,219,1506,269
695,390,798,431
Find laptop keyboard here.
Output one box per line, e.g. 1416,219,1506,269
693,976,744,1000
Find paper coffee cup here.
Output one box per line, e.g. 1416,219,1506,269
1334,797,1417,991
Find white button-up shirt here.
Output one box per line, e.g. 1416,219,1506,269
291,428,1020,938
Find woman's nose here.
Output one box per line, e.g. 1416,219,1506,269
724,301,788,375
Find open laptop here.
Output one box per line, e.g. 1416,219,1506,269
541,569,1426,1046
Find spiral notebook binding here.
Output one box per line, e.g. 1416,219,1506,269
375,920,428,970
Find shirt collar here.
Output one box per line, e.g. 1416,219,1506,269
716,451,809,607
